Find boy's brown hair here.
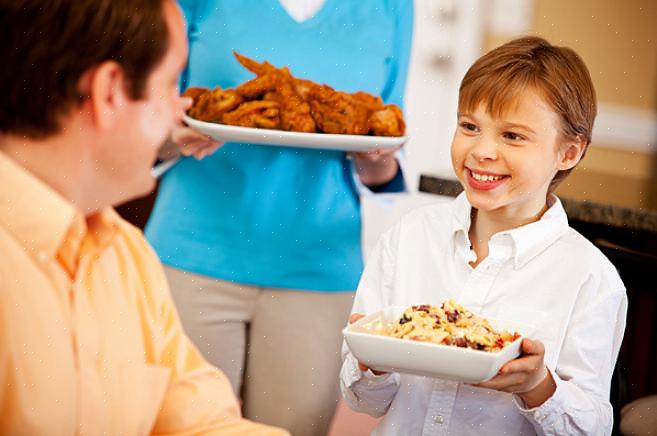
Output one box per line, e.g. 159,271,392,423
458,36,597,191
0,0,170,139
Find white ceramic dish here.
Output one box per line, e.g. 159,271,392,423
183,115,407,152
343,306,534,383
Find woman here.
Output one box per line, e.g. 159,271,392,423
146,1,413,434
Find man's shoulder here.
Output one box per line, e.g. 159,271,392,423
111,211,157,254
109,211,173,305
109,211,167,278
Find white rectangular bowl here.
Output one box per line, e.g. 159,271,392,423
343,306,534,383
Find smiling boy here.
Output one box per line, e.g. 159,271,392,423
341,37,627,435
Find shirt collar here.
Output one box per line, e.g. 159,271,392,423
451,193,476,264
0,151,119,267
451,192,569,268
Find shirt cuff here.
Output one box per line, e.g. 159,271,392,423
367,164,405,193
342,351,396,388
342,352,365,388
513,367,563,424
350,149,408,199
362,367,397,386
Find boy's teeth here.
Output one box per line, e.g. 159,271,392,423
471,171,503,182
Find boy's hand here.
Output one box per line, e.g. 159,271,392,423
474,339,556,408
348,313,387,375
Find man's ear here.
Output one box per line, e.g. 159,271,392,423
81,61,129,131
557,136,587,171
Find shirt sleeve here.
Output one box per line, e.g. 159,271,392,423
340,225,402,416
514,267,627,436
348,149,409,201
137,239,289,435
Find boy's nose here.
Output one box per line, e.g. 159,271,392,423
470,138,498,162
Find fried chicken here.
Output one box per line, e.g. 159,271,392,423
306,85,370,135
185,52,405,137
187,87,243,122
221,100,280,129
181,86,208,105
369,104,406,137
233,54,316,132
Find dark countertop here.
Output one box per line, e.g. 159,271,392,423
419,174,657,234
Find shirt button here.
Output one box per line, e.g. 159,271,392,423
434,415,444,424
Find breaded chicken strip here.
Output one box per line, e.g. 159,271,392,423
221,100,281,129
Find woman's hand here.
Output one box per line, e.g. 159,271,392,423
351,145,401,187
167,97,224,160
171,125,223,159
349,313,387,375
474,338,556,408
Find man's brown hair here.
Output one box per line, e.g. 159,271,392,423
458,36,597,191
0,0,170,138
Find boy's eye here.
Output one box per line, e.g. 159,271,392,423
503,131,525,141
459,122,478,132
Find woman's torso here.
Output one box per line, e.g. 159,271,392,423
146,0,407,291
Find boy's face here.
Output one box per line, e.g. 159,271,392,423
451,89,570,218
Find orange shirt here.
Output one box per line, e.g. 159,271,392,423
0,152,287,436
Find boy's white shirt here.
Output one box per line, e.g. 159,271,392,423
340,192,627,436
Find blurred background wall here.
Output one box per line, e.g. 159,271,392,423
521,0,657,210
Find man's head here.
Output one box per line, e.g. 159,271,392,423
0,0,188,209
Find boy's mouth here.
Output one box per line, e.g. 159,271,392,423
465,168,509,191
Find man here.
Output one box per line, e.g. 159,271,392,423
0,0,286,434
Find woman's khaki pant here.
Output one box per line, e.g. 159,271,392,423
164,266,354,436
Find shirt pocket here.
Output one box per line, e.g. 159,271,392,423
115,363,171,436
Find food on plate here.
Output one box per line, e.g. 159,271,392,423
221,100,280,129
373,300,520,352
185,52,405,136
369,104,406,137
305,84,370,135
181,86,208,105
184,87,243,122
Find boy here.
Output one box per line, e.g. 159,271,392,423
340,37,627,435
0,0,286,434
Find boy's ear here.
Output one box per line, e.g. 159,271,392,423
78,61,129,131
557,136,587,171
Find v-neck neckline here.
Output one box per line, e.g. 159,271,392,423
269,0,336,29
